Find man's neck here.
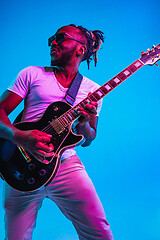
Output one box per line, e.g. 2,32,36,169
55,65,79,88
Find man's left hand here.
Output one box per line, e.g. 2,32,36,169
77,100,98,125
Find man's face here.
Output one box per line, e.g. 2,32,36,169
49,26,85,67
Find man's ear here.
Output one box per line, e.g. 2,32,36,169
76,45,86,57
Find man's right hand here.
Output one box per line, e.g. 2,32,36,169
13,129,54,163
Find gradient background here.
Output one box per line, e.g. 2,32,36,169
0,0,160,239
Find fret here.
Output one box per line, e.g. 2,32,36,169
117,72,127,81
100,85,109,95
63,114,71,123
93,92,102,101
134,60,143,68
108,79,118,88
61,115,69,126
128,60,143,73
128,64,137,73
72,109,78,118
112,77,121,84
77,102,84,108
123,69,132,77
83,99,90,105
95,90,104,98
104,84,112,91
66,112,74,121
88,94,97,101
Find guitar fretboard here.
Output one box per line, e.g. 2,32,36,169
51,59,144,133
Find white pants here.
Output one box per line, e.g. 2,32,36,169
3,155,114,240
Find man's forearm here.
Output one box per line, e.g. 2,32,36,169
0,108,15,141
77,121,96,147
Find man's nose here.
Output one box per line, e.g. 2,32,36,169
51,39,58,46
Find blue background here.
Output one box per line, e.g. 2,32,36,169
0,0,160,239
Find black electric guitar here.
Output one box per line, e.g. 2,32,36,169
0,45,160,192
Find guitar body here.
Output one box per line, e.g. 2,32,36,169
0,101,83,192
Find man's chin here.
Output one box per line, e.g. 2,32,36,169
51,59,64,68
51,60,55,66
51,60,58,67
51,57,60,66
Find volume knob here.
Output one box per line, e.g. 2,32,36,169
28,177,35,185
39,169,46,176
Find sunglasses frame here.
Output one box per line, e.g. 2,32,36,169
48,32,85,46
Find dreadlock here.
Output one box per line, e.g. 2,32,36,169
69,24,104,69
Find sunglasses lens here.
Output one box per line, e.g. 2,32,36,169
56,33,65,43
48,33,65,46
48,35,55,46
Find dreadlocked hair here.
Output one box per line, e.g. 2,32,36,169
69,24,104,69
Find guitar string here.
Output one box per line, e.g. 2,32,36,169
40,95,94,134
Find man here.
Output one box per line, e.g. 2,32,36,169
0,24,114,239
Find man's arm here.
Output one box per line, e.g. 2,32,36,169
0,90,23,141
76,116,98,147
0,90,54,161
76,100,98,147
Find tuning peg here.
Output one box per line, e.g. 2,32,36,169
147,48,150,52
141,51,145,55
152,45,156,48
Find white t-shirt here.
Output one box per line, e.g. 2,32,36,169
8,66,102,159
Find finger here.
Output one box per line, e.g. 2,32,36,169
90,101,98,107
35,142,54,152
80,105,97,115
32,152,44,162
86,101,98,108
32,152,50,164
31,130,52,143
33,136,51,144
78,110,95,119
38,150,55,157
32,149,55,163
33,130,52,138
87,92,98,106
85,105,97,113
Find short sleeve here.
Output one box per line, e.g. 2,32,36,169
8,67,32,99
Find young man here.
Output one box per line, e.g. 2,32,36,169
0,24,114,239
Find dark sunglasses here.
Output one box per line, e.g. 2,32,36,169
48,32,85,46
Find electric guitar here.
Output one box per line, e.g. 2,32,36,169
0,44,160,192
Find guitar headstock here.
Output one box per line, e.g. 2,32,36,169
140,44,160,66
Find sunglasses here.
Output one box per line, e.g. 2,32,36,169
48,32,85,46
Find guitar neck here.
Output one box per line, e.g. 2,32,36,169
84,59,144,102
49,44,160,131
50,58,144,130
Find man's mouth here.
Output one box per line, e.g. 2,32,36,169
50,48,59,55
